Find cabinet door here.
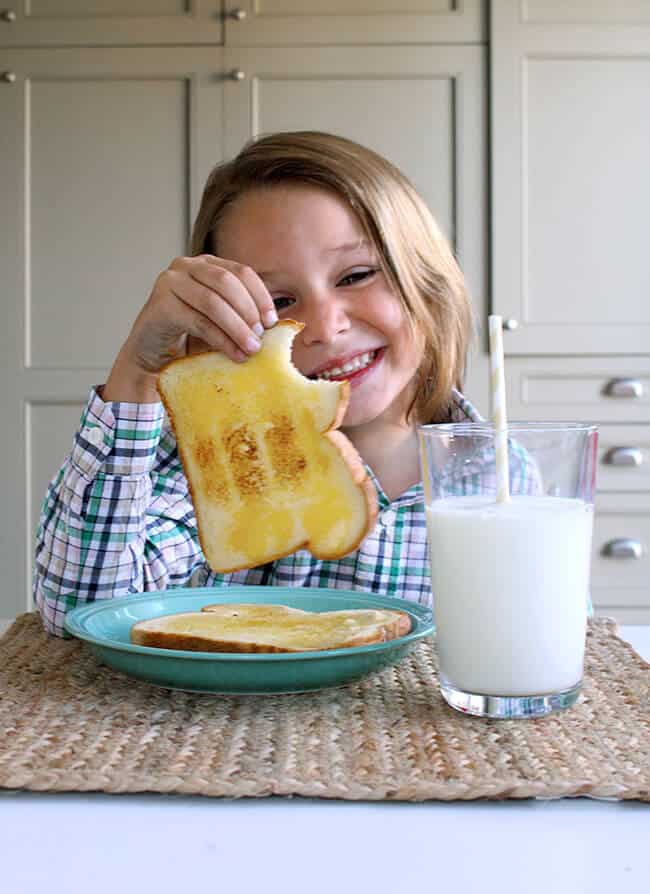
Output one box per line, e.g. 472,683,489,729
224,0,486,46
0,1,223,46
223,45,490,412
0,48,224,625
490,0,650,354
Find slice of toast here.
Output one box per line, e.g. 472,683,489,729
130,603,412,653
157,320,378,573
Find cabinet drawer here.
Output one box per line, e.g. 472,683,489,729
224,0,487,46
592,604,650,625
0,3,224,47
597,425,650,492
591,513,650,606
505,357,650,424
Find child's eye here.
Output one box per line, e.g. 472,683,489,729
337,269,378,287
272,296,295,311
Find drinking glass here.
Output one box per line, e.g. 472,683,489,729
418,422,598,718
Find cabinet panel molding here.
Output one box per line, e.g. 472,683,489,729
224,0,486,46
0,1,224,46
522,1,650,26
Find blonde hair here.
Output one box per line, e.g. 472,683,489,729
191,131,474,423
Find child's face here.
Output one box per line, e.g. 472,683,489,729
217,184,423,430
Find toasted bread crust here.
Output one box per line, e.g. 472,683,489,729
157,320,378,573
324,429,379,556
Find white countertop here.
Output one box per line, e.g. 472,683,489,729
1,627,648,894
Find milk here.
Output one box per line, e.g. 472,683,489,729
426,495,593,696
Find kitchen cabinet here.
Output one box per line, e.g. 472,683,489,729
491,0,650,621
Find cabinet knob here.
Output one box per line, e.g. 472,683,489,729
1,9,16,22
228,69,246,81
228,8,247,21
2,70,16,83
502,318,519,331
602,447,643,468
601,538,644,560
603,377,644,399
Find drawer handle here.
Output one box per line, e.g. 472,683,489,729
602,447,643,467
603,378,644,399
601,539,644,560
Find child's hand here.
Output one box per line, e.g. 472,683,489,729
104,255,278,402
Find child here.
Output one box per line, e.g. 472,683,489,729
34,131,488,637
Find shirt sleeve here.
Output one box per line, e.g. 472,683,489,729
33,387,205,637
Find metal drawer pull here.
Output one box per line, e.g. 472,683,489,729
603,378,644,398
2,10,17,22
228,8,247,20
228,69,246,81
602,447,643,467
601,539,644,560
502,318,519,331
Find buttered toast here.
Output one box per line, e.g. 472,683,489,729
157,321,377,573
130,603,412,653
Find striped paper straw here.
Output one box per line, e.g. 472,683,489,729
488,315,511,503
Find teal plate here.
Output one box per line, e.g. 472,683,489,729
64,586,434,694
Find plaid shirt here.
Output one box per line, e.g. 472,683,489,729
34,387,539,637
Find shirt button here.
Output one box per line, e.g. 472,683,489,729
381,509,395,527
84,426,105,447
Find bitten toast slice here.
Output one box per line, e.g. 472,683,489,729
130,603,412,653
157,321,378,573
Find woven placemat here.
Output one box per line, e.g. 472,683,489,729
0,613,648,801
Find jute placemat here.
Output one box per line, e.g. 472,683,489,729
0,613,648,801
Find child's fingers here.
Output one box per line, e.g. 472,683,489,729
199,256,279,329
168,274,262,358
169,294,248,363
186,260,265,340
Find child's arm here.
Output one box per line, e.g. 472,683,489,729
34,254,279,637
33,387,200,637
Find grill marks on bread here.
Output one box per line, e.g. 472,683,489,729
224,427,267,497
192,412,309,506
264,413,308,483
194,438,230,503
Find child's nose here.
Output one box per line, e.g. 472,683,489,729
300,293,351,345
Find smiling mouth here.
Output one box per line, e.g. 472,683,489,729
309,349,379,381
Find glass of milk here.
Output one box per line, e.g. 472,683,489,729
418,422,598,719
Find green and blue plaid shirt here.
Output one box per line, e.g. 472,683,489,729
34,387,539,637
